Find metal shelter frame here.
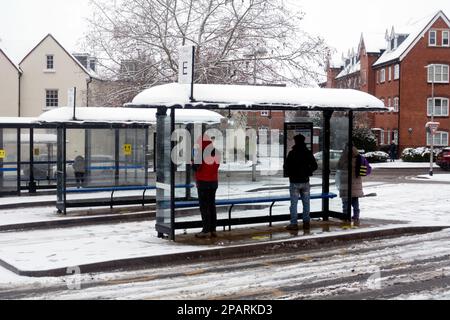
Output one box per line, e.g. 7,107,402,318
126,84,387,241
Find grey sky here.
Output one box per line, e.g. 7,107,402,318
1,0,450,64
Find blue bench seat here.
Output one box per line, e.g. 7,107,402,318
173,192,338,231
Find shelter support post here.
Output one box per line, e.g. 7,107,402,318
56,126,67,214
144,127,149,186
185,123,193,200
114,129,120,186
346,111,354,222
28,128,36,193
17,129,21,196
155,107,176,240
322,111,333,221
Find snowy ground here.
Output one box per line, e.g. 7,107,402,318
0,162,449,299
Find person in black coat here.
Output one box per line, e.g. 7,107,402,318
284,134,318,231
389,141,397,162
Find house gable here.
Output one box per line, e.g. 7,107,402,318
374,11,450,67
0,48,21,75
19,34,93,78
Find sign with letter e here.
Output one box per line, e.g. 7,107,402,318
178,46,195,84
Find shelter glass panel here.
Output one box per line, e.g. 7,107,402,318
0,128,19,195
118,128,147,186
156,111,173,229
330,112,351,218
82,129,114,187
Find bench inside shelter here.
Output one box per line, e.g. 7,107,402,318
174,192,338,231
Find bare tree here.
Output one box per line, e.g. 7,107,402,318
84,0,329,105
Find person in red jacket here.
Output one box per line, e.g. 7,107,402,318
193,136,221,239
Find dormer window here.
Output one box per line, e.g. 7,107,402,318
429,30,437,46
46,55,54,70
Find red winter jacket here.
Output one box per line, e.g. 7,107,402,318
195,140,220,182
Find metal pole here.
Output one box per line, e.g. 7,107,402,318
430,74,435,177
322,111,333,221
72,87,77,121
347,111,354,222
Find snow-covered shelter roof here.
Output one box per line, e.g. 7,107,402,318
373,11,450,67
37,107,223,125
0,117,37,124
128,83,386,111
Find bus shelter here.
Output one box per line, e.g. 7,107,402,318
126,83,387,241
0,107,223,214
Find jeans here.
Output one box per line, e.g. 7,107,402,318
197,181,219,233
289,183,311,224
75,172,85,189
342,197,360,220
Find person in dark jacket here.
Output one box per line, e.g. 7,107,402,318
389,141,397,162
194,136,221,239
72,155,86,189
284,134,318,231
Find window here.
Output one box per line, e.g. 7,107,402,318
428,64,449,83
46,55,54,70
380,69,386,83
429,30,437,46
427,131,448,146
388,66,392,82
427,98,449,116
260,111,269,117
45,90,59,108
393,97,400,112
443,31,450,47
380,130,385,145
388,97,392,108
394,64,400,80
393,130,399,144
361,70,367,85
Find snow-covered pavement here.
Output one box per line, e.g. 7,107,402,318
0,164,449,299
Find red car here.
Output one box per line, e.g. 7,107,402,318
437,147,450,170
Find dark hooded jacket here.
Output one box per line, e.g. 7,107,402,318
285,144,318,184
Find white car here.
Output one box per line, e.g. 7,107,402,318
314,150,343,171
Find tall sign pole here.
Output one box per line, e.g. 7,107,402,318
68,87,77,120
178,45,196,102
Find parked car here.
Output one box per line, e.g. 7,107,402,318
314,150,343,171
437,147,450,170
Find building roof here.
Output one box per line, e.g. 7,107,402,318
336,61,361,79
19,34,100,80
128,83,386,111
360,32,386,54
0,48,21,74
373,11,450,67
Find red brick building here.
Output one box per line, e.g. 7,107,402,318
324,11,450,153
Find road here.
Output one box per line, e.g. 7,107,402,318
2,227,450,300
1,166,449,300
